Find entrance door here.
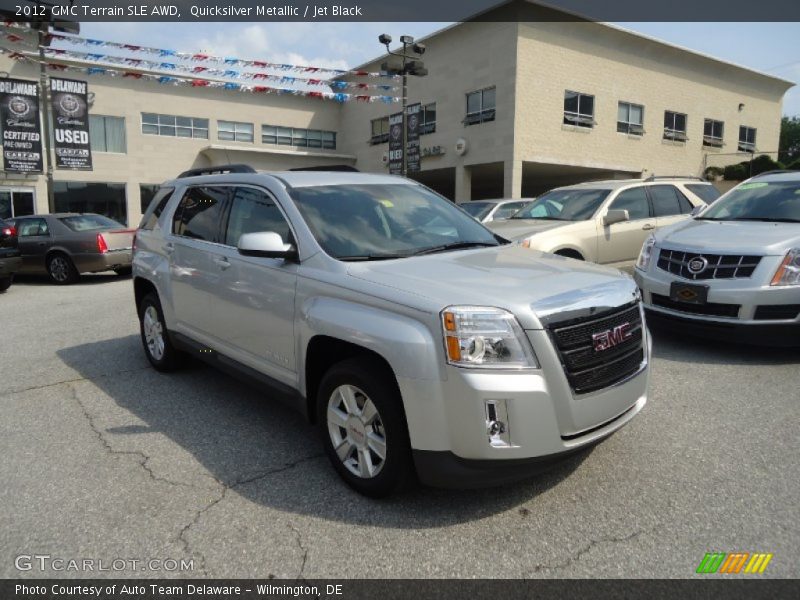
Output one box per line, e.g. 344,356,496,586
0,188,36,219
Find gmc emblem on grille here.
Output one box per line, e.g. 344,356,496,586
592,323,633,352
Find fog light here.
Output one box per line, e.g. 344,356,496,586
485,399,512,448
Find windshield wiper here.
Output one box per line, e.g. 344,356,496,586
338,254,408,261
410,241,498,256
727,217,800,223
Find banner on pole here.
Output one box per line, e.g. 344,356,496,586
50,78,93,170
388,111,404,175
405,103,421,173
0,78,43,173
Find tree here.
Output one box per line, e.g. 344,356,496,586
779,116,800,164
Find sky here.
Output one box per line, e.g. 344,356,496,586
78,21,800,116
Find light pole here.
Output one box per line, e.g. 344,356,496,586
378,34,427,177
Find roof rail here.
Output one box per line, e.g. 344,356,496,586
644,175,706,182
178,164,256,178
289,165,360,172
749,169,797,178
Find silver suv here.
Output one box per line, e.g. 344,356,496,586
132,167,650,496
634,170,800,346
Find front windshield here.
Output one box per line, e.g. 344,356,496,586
700,181,800,223
460,201,494,220
289,183,502,260
512,188,610,221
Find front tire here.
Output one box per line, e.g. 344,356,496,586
0,276,12,292
46,253,79,285
318,357,414,498
138,292,182,372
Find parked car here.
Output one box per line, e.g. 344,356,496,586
487,177,717,268
460,199,531,223
6,213,134,285
133,167,650,497
634,170,800,346
0,218,22,292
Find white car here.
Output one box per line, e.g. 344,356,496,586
460,199,531,223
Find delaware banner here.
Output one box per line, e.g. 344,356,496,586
406,103,421,174
50,77,93,170
0,77,43,173
388,111,403,175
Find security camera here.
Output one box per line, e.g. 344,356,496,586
378,33,392,45
413,43,426,55
400,35,414,44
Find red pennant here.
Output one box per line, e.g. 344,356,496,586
192,66,207,73
124,72,143,79
192,53,209,61
191,79,209,87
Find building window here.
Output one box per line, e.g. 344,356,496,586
262,125,336,149
370,117,389,145
141,113,208,139
53,181,128,225
421,103,436,134
738,126,757,152
663,111,687,141
465,87,495,125
89,115,126,153
703,119,724,148
218,120,254,143
617,102,644,135
0,190,35,219
563,90,595,128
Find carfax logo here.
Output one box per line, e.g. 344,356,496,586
696,552,773,574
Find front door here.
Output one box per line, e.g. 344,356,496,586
14,217,52,272
647,184,693,230
596,187,655,265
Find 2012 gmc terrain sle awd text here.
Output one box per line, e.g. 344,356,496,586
132,167,650,497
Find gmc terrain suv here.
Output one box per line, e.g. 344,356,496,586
132,166,650,496
487,177,717,268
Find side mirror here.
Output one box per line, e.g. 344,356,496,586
603,209,630,226
690,205,705,217
237,232,297,260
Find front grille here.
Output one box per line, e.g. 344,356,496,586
657,248,761,280
754,304,800,321
651,294,740,318
549,303,644,395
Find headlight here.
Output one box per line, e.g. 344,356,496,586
771,248,800,286
441,306,538,369
520,238,531,248
636,234,656,271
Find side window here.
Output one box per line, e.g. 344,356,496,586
18,218,49,237
648,185,682,217
224,187,292,247
685,183,721,205
610,188,650,220
139,187,175,230
493,203,524,220
172,186,230,242
676,189,695,214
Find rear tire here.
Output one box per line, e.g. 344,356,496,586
46,253,79,285
317,357,414,498
138,292,182,372
0,276,12,292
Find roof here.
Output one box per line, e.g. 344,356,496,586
170,170,413,189
557,177,712,191
349,0,794,89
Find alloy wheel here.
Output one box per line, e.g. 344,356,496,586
142,305,165,360
326,384,387,479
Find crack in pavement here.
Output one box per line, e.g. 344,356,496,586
287,522,309,580
530,524,664,574
5,366,151,398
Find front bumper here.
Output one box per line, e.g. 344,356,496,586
73,249,132,273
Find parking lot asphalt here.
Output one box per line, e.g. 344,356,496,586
1,274,798,579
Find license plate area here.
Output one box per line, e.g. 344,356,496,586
669,282,709,305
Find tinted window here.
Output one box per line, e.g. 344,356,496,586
648,185,682,217
493,202,527,220
172,186,229,242
701,181,800,222
60,215,124,231
17,218,49,237
139,187,174,231
225,187,292,247
685,184,721,204
461,202,494,219
610,188,651,220
513,189,610,221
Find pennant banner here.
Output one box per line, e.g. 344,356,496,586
0,77,43,173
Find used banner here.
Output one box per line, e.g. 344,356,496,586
388,111,403,175
0,78,43,173
50,77,93,170
405,103,421,173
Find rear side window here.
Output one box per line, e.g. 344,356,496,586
224,187,292,246
17,218,50,236
139,187,174,230
172,186,230,242
610,187,651,220
648,185,683,217
685,183,721,204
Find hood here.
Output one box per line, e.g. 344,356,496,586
657,219,800,255
346,245,637,329
486,219,566,240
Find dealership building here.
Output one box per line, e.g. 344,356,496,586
0,1,793,225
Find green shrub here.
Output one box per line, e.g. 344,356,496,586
703,166,724,180
723,163,749,181
749,154,784,176
786,157,800,171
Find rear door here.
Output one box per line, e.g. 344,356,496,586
14,217,52,272
207,186,299,384
596,187,655,265
647,184,693,230
168,185,232,339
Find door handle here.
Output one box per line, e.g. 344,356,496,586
642,223,656,231
213,257,231,270
163,243,175,254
